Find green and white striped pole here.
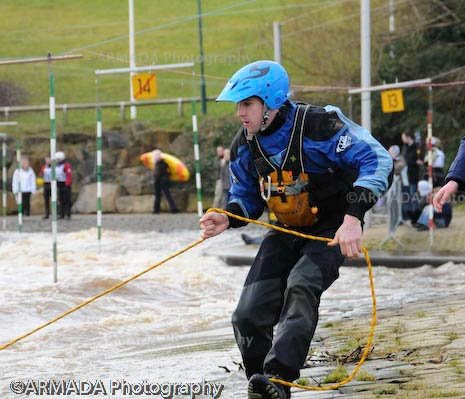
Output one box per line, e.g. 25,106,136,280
1,133,6,231
191,101,203,216
49,70,58,283
15,139,22,233
96,107,103,250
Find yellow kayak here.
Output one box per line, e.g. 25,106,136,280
140,151,190,183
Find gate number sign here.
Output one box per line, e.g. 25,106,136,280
381,89,405,113
132,73,157,99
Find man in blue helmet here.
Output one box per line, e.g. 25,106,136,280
200,60,393,399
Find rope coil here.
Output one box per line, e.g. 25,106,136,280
0,208,376,393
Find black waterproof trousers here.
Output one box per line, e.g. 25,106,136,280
58,182,72,218
232,229,344,382
22,192,31,216
153,182,177,213
43,182,51,218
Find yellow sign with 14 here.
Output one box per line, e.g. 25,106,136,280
132,73,157,100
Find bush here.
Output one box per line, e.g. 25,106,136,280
0,81,29,106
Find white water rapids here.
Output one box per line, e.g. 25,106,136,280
1,227,464,398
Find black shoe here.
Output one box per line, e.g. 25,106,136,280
241,233,254,245
171,209,180,214
42,216,49,220
247,374,290,399
416,224,429,231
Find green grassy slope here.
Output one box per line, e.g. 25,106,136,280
0,0,391,135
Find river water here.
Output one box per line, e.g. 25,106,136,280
1,226,464,398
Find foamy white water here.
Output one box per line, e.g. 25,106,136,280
1,227,464,398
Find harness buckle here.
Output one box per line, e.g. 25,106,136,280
276,185,285,194
259,176,272,201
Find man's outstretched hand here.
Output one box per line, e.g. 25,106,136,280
199,212,229,239
328,214,363,258
433,181,458,213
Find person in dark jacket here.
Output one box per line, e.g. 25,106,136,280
434,135,465,212
199,60,392,399
401,131,421,220
55,151,72,220
152,150,178,214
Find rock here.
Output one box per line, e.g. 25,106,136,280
102,150,117,168
78,157,96,182
169,133,192,156
116,187,189,214
132,128,158,147
120,168,153,195
72,183,122,214
30,190,45,215
7,163,17,179
67,148,85,162
22,136,49,149
62,132,93,145
126,144,153,167
116,195,153,213
122,121,145,139
170,187,189,211
5,191,18,214
186,193,213,213
103,131,129,150
116,149,129,169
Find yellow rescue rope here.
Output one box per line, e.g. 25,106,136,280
0,208,376,393
208,209,377,392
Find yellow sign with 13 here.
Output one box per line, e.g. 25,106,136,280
381,89,405,113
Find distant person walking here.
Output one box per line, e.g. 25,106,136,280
152,150,178,214
212,145,224,208
434,135,465,212
39,157,52,219
55,151,72,220
12,156,36,216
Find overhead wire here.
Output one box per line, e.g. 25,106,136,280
207,0,417,61
58,0,259,56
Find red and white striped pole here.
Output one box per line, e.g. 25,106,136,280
426,86,434,246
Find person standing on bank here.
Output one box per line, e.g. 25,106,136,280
12,156,36,217
401,131,420,219
434,135,465,212
39,157,52,219
152,149,178,214
55,151,72,220
199,60,393,399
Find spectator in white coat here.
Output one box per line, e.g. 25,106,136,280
12,156,36,216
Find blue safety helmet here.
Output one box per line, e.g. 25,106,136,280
216,60,290,110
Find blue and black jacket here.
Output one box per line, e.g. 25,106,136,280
445,136,465,190
224,101,393,235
